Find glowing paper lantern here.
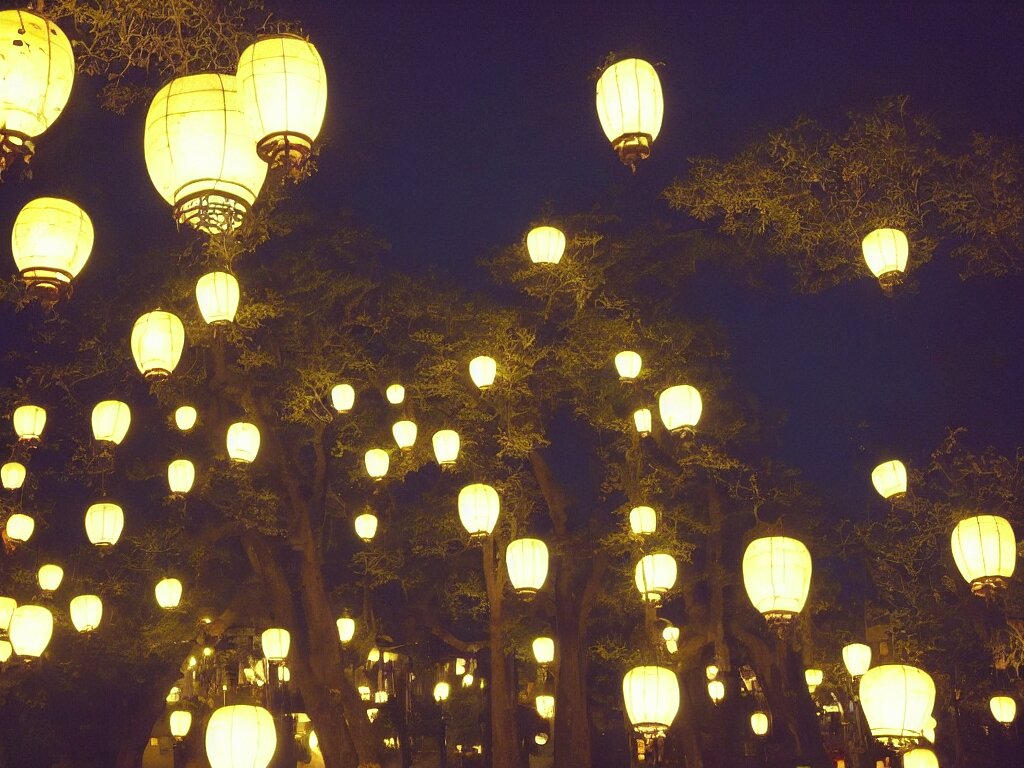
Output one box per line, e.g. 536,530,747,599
9,604,52,659
458,483,500,538
205,705,277,768
37,564,63,592
862,228,909,290
742,536,812,628
354,512,378,542
69,594,103,632
843,643,872,678
392,419,417,450
261,628,290,662
0,597,16,636
858,664,935,748
84,502,124,547
0,640,12,662
614,351,642,381
12,198,93,299
707,679,725,703
950,514,1016,596
990,695,1016,725
155,577,183,609
5,513,34,543
196,271,240,325
331,384,355,413
750,711,769,736
145,74,267,233
658,385,702,434
227,422,260,463
535,694,555,720
336,616,355,644
432,429,460,466
871,460,907,499
805,668,824,693
175,405,198,431
433,681,451,702
469,355,497,390
633,408,652,436
535,733,548,746
505,538,549,597
526,226,565,265
622,666,679,735
91,400,131,445
365,448,390,480
168,459,196,494
629,506,657,535
1,462,26,490
595,58,664,170
662,626,679,654
131,311,185,380
705,665,719,681
903,749,939,768
170,710,193,740
385,384,405,404
13,404,45,441
634,553,677,603
532,636,555,665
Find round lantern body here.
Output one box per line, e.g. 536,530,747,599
526,225,566,265
862,228,909,290
13,404,46,441
903,748,939,768
196,271,240,325
742,536,812,628
535,732,549,746
469,355,497,390
535,694,555,720
662,626,680,645
595,58,664,170
751,711,769,736
385,384,405,405
0,597,16,637
629,505,658,535
533,636,555,665
634,553,677,603
1,461,26,490
227,422,261,463
0,640,10,662
858,664,935,749
84,502,124,547
505,538,549,597
365,448,390,480
170,709,193,740
432,429,460,466
433,681,450,702
91,400,131,445
168,459,196,494
336,616,355,644
707,679,725,703
354,512,378,542
950,514,1016,596
458,483,500,539
9,604,52,659
145,73,267,233
0,11,74,165
705,665,719,681
615,351,642,381
633,408,652,436
174,405,198,431
12,198,93,298
5,513,34,543
843,642,872,678
872,460,907,500
205,704,277,768
37,564,63,592
392,419,417,450
69,594,103,632
622,665,679,735
659,385,702,434
131,311,185,380
990,695,1016,725
261,628,290,662
155,577,183,609
805,668,824,693
331,384,355,413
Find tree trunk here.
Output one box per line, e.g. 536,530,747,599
113,665,184,768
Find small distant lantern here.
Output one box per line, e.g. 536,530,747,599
707,679,725,704
37,564,63,592
658,385,702,434
336,615,355,644
902,749,939,768
69,594,103,633
1,462,26,491
843,643,872,678
615,351,642,381
742,536,812,629
196,272,240,325
354,512,379,543
533,636,555,665
634,553,677,603
663,625,679,654
392,420,417,450
168,459,196,495
862,228,909,291
622,665,679,735
805,668,824,693
170,710,193,740
175,405,198,431
385,384,405,405
990,695,1016,725
227,422,261,463
535,733,549,746
12,198,93,301
432,429,460,466
469,355,497,390
8,604,52,659
462,673,474,687
950,514,1016,596
871,460,907,500
505,537,549,597
0,597,16,637
595,58,664,171
91,400,131,445
374,690,389,704
923,715,937,744
366,707,379,722
131,310,185,380
13,404,46,442
750,711,769,736
526,226,566,265
535,694,555,720
358,685,372,700
859,664,935,749
331,384,355,413
262,628,290,662
205,705,277,768
633,408,652,437
365,448,390,480
705,665,719,681
433,681,451,702
85,502,125,547
155,577,183,609
458,483,500,539
629,505,658,535
5,513,35,543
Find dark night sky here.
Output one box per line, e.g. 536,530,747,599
6,1,1024,515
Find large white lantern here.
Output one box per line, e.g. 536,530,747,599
69,594,103,632
634,553,677,603
261,628,290,662
990,695,1016,725
858,664,935,748
0,597,16,637
170,710,193,740
331,384,355,413
871,460,907,500
205,705,277,768
0,640,10,662
432,429,460,466
526,225,565,265
85,502,124,547
862,228,909,291
365,448,390,480
175,405,198,431
595,58,664,171
458,483,500,539
392,420,417,450
12,198,93,300
532,636,555,665
950,514,1016,596
903,748,939,768
37,564,63,592
1,461,26,490
622,666,679,735
145,73,267,233
843,642,872,678
227,422,261,463
633,408,652,437
196,271,241,325
505,538,549,597
91,400,131,445
9,604,52,659
131,311,185,380
155,577,183,609
354,512,379,542
13,404,46,441
614,351,642,381
742,536,812,628
658,385,702,434
629,506,657,535
5,513,34,543
469,355,497,390
168,459,196,494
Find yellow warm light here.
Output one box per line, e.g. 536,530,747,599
168,459,196,494
13,404,46,441
145,73,267,233
1,461,26,490
331,384,355,413
131,310,185,380
462,673,474,687
532,636,555,665
535,694,555,720
526,225,565,265
843,643,872,678
707,679,725,703
990,695,1016,725
634,553,677,603
432,429,460,466
742,536,812,627
227,421,261,463
862,228,909,288
615,351,642,381
5,513,34,543
365,448,390,480
622,665,679,735
84,502,124,547
354,512,379,542
950,514,1016,596
196,271,241,325
534,733,548,746
859,664,935,748
433,681,451,702
155,577,183,609
469,355,497,390
170,710,193,740
903,748,939,768
336,616,355,644
12,198,93,297
705,664,719,681
392,419,417,450
658,385,702,434
358,685,371,700
458,483,500,539
175,405,198,431
629,505,658,535
505,537,549,597
633,408,652,436
662,626,680,655
805,668,824,693
91,400,131,445
595,58,664,169
9,604,52,659
0,639,12,662
0,597,16,635
205,705,277,768
750,711,769,736
69,594,103,632
261,628,290,662
871,460,907,499
385,384,405,404
37,564,63,592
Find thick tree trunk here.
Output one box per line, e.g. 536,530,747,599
553,617,590,768
113,665,184,768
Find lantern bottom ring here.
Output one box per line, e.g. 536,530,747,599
173,190,250,235
257,130,314,177
611,132,653,171
764,610,796,633
970,575,1007,598
143,368,172,381
641,593,664,604
0,129,34,174
514,588,538,600
630,722,670,737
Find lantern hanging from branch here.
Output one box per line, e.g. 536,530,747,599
174,405,198,431
595,58,664,171
8,604,52,659
155,577,183,609
331,384,355,413
750,711,769,736
871,460,907,500
633,408,652,437
532,636,555,665
432,429,460,466
12,198,93,302
170,710,193,740
69,594,103,633
205,704,277,768
168,459,196,495
131,311,185,380
990,695,1016,725
458,483,500,539
843,642,872,678
862,228,909,292
615,351,642,381
622,665,679,735
433,681,450,703
261,628,290,662
37,564,63,592
950,514,1016,596
902,748,939,768
658,385,702,434
392,420,417,450
385,384,405,405
742,536,812,630
858,664,935,749
505,538,549,597
662,626,679,654
85,502,124,547
629,505,657,535
365,448,390,480
707,679,725,704
91,400,131,446
805,668,824,693
354,512,378,543
196,271,240,325
336,615,355,644
469,356,497,390
526,225,566,265
634,553,677,603
226,422,260,463
705,665,719,681
535,694,555,720
13,404,46,442
1,462,26,491
5,513,34,543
